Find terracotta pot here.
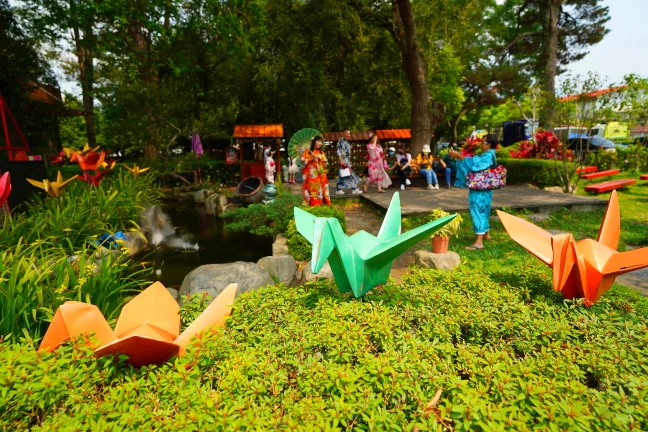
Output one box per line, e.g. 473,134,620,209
432,236,450,254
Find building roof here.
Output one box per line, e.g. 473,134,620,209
375,129,411,140
233,124,284,138
323,131,373,142
558,85,628,103
27,83,84,116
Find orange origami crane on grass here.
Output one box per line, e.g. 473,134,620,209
27,171,77,198
497,191,648,305
39,282,237,366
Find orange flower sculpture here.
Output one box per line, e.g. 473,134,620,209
125,164,150,176
39,282,238,366
0,172,10,207
497,191,648,305
77,171,109,186
27,171,77,198
72,150,106,171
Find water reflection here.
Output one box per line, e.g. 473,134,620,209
137,201,273,288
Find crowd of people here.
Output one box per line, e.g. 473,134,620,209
293,130,500,251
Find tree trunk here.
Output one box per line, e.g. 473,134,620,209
73,27,96,148
452,107,469,142
540,0,561,128
390,0,444,156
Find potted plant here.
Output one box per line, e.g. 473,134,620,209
428,208,463,253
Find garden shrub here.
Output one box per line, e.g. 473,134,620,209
223,194,302,237
286,205,347,261
499,159,571,188
2,267,647,430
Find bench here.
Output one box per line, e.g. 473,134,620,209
576,166,598,174
640,174,648,180
584,179,636,193
580,169,621,180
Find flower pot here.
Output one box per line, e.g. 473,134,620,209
432,236,450,254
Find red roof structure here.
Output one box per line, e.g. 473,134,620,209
375,129,411,140
558,85,628,103
323,131,373,142
233,124,283,138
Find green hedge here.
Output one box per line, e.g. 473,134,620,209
286,205,347,260
2,267,647,430
499,159,569,188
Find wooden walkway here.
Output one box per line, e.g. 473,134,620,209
287,181,607,216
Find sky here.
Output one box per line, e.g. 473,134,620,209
564,0,648,85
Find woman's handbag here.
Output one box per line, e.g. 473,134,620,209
339,167,351,178
467,165,507,190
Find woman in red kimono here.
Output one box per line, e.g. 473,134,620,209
301,136,331,206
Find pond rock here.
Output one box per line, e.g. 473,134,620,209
194,189,214,203
257,255,297,285
302,261,334,283
544,186,564,193
179,262,273,304
272,242,290,256
166,287,179,301
120,231,149,257
414,250,461,271
205,193,228,216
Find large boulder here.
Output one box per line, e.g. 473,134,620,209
302,261,334,283
205,194,228,216
414,250,461,271
257,255,297,285
179,262,273,304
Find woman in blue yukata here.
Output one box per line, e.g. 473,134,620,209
449,134,498,250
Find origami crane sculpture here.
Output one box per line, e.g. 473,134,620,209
77,171,109,186
39,282,238,366
72,150,106,171
0,172,10,208
125,164,151,176
295,192,457,297
27,171,77,198
497,191,648,305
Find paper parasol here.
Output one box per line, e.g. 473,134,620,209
288,128,321,161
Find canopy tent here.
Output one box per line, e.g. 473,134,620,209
323,131,373,142
375,129,411,140
0,94,31,161
233,124,284,180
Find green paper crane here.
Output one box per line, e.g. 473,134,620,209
294,192,457,297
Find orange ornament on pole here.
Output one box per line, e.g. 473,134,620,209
497,190,648,305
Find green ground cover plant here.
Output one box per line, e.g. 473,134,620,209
2,267,647,430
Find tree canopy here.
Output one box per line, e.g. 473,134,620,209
3,0,620,154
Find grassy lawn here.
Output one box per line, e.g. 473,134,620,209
403,173,648,314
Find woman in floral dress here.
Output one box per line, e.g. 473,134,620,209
363,134,391,193
301,136,331,206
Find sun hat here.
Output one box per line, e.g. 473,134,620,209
422,144,432,153
388,147,396,152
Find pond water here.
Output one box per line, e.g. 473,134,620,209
137,201,272,288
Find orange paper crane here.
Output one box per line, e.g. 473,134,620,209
0,172,10,207
39,282,237,366
125,164,150,176
497,191,648,305
27,171,77,198
71,150,106,171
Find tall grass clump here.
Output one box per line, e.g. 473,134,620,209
0,170,162,253
0,169,160,341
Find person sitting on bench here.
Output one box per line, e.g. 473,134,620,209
442,141,459,188
394,145,412,191
414,145,442,190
